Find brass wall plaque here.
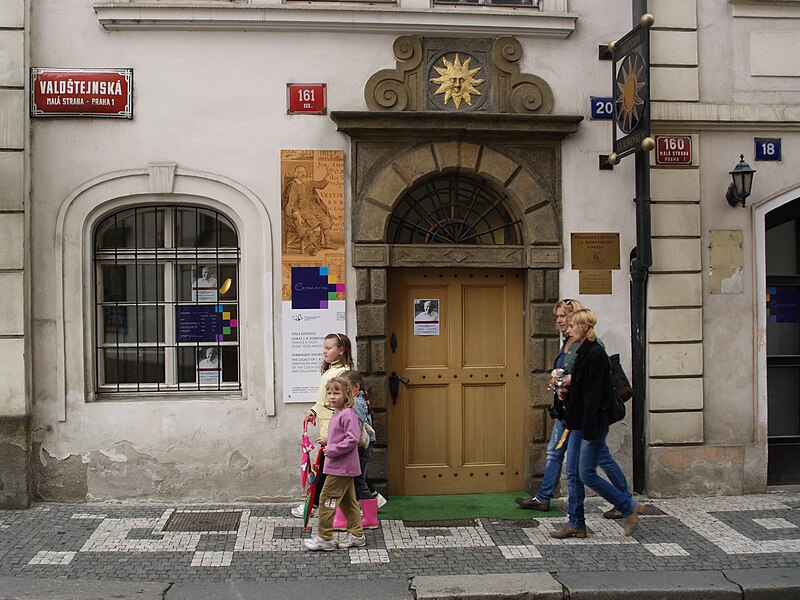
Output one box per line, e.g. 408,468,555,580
579,270,613,295
570,233,620,270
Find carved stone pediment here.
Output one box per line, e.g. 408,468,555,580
364,35,554,114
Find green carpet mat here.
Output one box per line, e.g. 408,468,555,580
377,491,564,522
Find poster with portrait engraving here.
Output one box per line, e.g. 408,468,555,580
280,150,346,403
191,265,218,302
196,346,222,385
280,149,345,300
414,298,441,336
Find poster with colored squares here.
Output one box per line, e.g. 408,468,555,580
767,287,799,323
280,149,346,404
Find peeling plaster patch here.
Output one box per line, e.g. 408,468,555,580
648,446,745,497
96,447,130,463
33,443,88,502
85,442,178,501
228,450,249,472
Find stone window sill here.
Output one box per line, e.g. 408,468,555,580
93,1,578,37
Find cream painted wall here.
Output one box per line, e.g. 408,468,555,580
28,0,638,501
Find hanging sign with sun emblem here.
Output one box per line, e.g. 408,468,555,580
611,25,650,159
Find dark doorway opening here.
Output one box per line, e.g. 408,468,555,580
766,198,800,485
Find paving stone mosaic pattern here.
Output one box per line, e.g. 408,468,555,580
1,494,800,581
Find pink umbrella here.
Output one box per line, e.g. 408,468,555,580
300,417,315,492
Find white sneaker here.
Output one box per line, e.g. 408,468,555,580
291,503,308,519
304,535,338,551
338,532,367,549
376,493,388,508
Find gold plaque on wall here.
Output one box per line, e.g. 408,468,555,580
579,270,613,295
571,233,621,270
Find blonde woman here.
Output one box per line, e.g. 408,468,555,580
516,298,583,511
553,309,638,539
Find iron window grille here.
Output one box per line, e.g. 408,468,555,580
93,206,241,394
387,172,522,245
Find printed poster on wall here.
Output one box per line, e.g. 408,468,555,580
280,149,346,403
414,298,440,336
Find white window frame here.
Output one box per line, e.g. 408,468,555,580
93,205,242,394
55,165,275,418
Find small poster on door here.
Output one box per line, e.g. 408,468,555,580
414,299,440,336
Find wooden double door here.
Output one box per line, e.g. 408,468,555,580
387,268,524,496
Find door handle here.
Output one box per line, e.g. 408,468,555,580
389,371,409,405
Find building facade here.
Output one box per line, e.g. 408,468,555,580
0,0,798,507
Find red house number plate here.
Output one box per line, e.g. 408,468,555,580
287,83,327,115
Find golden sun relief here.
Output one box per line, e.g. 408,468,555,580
430,53,485,110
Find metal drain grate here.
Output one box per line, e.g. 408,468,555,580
638,503,666,516
163,511,242,532
403,519,478,527
502,519,540,528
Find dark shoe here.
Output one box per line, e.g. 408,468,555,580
515,497,550,511
623,503,639,537
550,525,587,539
603,508,624,519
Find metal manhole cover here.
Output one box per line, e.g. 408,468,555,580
163,511,242,532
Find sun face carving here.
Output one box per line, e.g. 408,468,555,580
430,53,485,110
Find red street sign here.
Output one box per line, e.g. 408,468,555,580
655,135,692,165
287,83,327,115
30,68,133,118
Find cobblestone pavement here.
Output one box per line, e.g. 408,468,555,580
1,493,800,582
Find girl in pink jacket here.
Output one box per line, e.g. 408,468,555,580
304,376,365,551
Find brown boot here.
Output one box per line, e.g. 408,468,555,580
550,525,587,539
623,503,640,537
515,497,550,511
603,508,624,519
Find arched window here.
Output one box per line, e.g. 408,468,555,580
93,206,241,393
387,172,522,245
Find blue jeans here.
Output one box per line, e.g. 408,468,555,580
537,420,630,503
536,419,569,502
566,428,635,529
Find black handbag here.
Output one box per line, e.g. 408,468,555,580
609,354,634,401
604,378,626,425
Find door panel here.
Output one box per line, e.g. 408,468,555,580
462,285,507,368
388,268,524,496
462,384,506,465
407,385,449,466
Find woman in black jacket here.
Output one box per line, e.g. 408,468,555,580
551,309,639,539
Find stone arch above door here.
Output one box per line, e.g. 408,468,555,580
353,140,561,265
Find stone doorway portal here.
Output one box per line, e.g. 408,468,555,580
330,34,582,495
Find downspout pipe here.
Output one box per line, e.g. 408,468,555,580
631,0,652,493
